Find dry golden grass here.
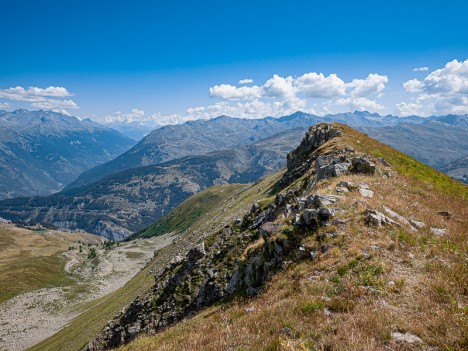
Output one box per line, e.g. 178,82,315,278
0,224,103,303
117,136,467,351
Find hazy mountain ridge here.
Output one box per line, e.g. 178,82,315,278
0,109,134,199
66,111,468,190
0,129,305,240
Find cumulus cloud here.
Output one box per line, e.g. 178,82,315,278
413,67,429,72
348,74,388,97
101,108,145,123
399,59,468,115
0,86,73,102
209,84,262,100
296,72,346,98
238,78,253,84
262,75,296,99
336,97,385,111
403,79,423,93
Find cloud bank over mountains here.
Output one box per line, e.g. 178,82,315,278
0,86,78,115
0,59,467,124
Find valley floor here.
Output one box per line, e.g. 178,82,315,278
0,225,175,351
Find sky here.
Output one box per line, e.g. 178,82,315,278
0,0,467,125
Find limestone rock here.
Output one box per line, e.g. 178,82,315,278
391,332,423,344
430,227,448,236
352,157,376,175
358,188,374,199
365,209,398,226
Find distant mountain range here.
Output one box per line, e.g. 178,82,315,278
68,111,467,190
0,109,134,199
103,120,160,141
0,109,466,239
0,129,304,240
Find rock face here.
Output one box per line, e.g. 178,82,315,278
83,123,385,351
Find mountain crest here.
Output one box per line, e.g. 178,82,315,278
83,123,393,350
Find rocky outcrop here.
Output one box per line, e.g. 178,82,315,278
83,123,384,350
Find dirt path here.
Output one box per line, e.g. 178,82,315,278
0,233,175,351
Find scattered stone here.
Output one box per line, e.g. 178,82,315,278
335,186,349,193
359,188,374,199
317,162,351,180
352,157,376,175
430,227,448,236
377,157,390,166
391,332,423,344
323,308,332,317
361,251,372,259
244,307,256,313
409,219,425,229
382,206,416,231
308,194,343,207
336,181,359,191
365,209,398,226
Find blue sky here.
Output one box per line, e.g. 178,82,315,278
1,0,467,124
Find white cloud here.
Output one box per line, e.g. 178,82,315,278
238,78,253,84
296,72,346,98
420,59,468,95
0,86,73,102
336,97,385,111
31,99,79,110
101,108,145,123
399,59,468,115
348,74,388,97
403,79,423,93
413,67,429,72
262,75,296,99
394,102,424,116
0,102,11,109
209,84,262,100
